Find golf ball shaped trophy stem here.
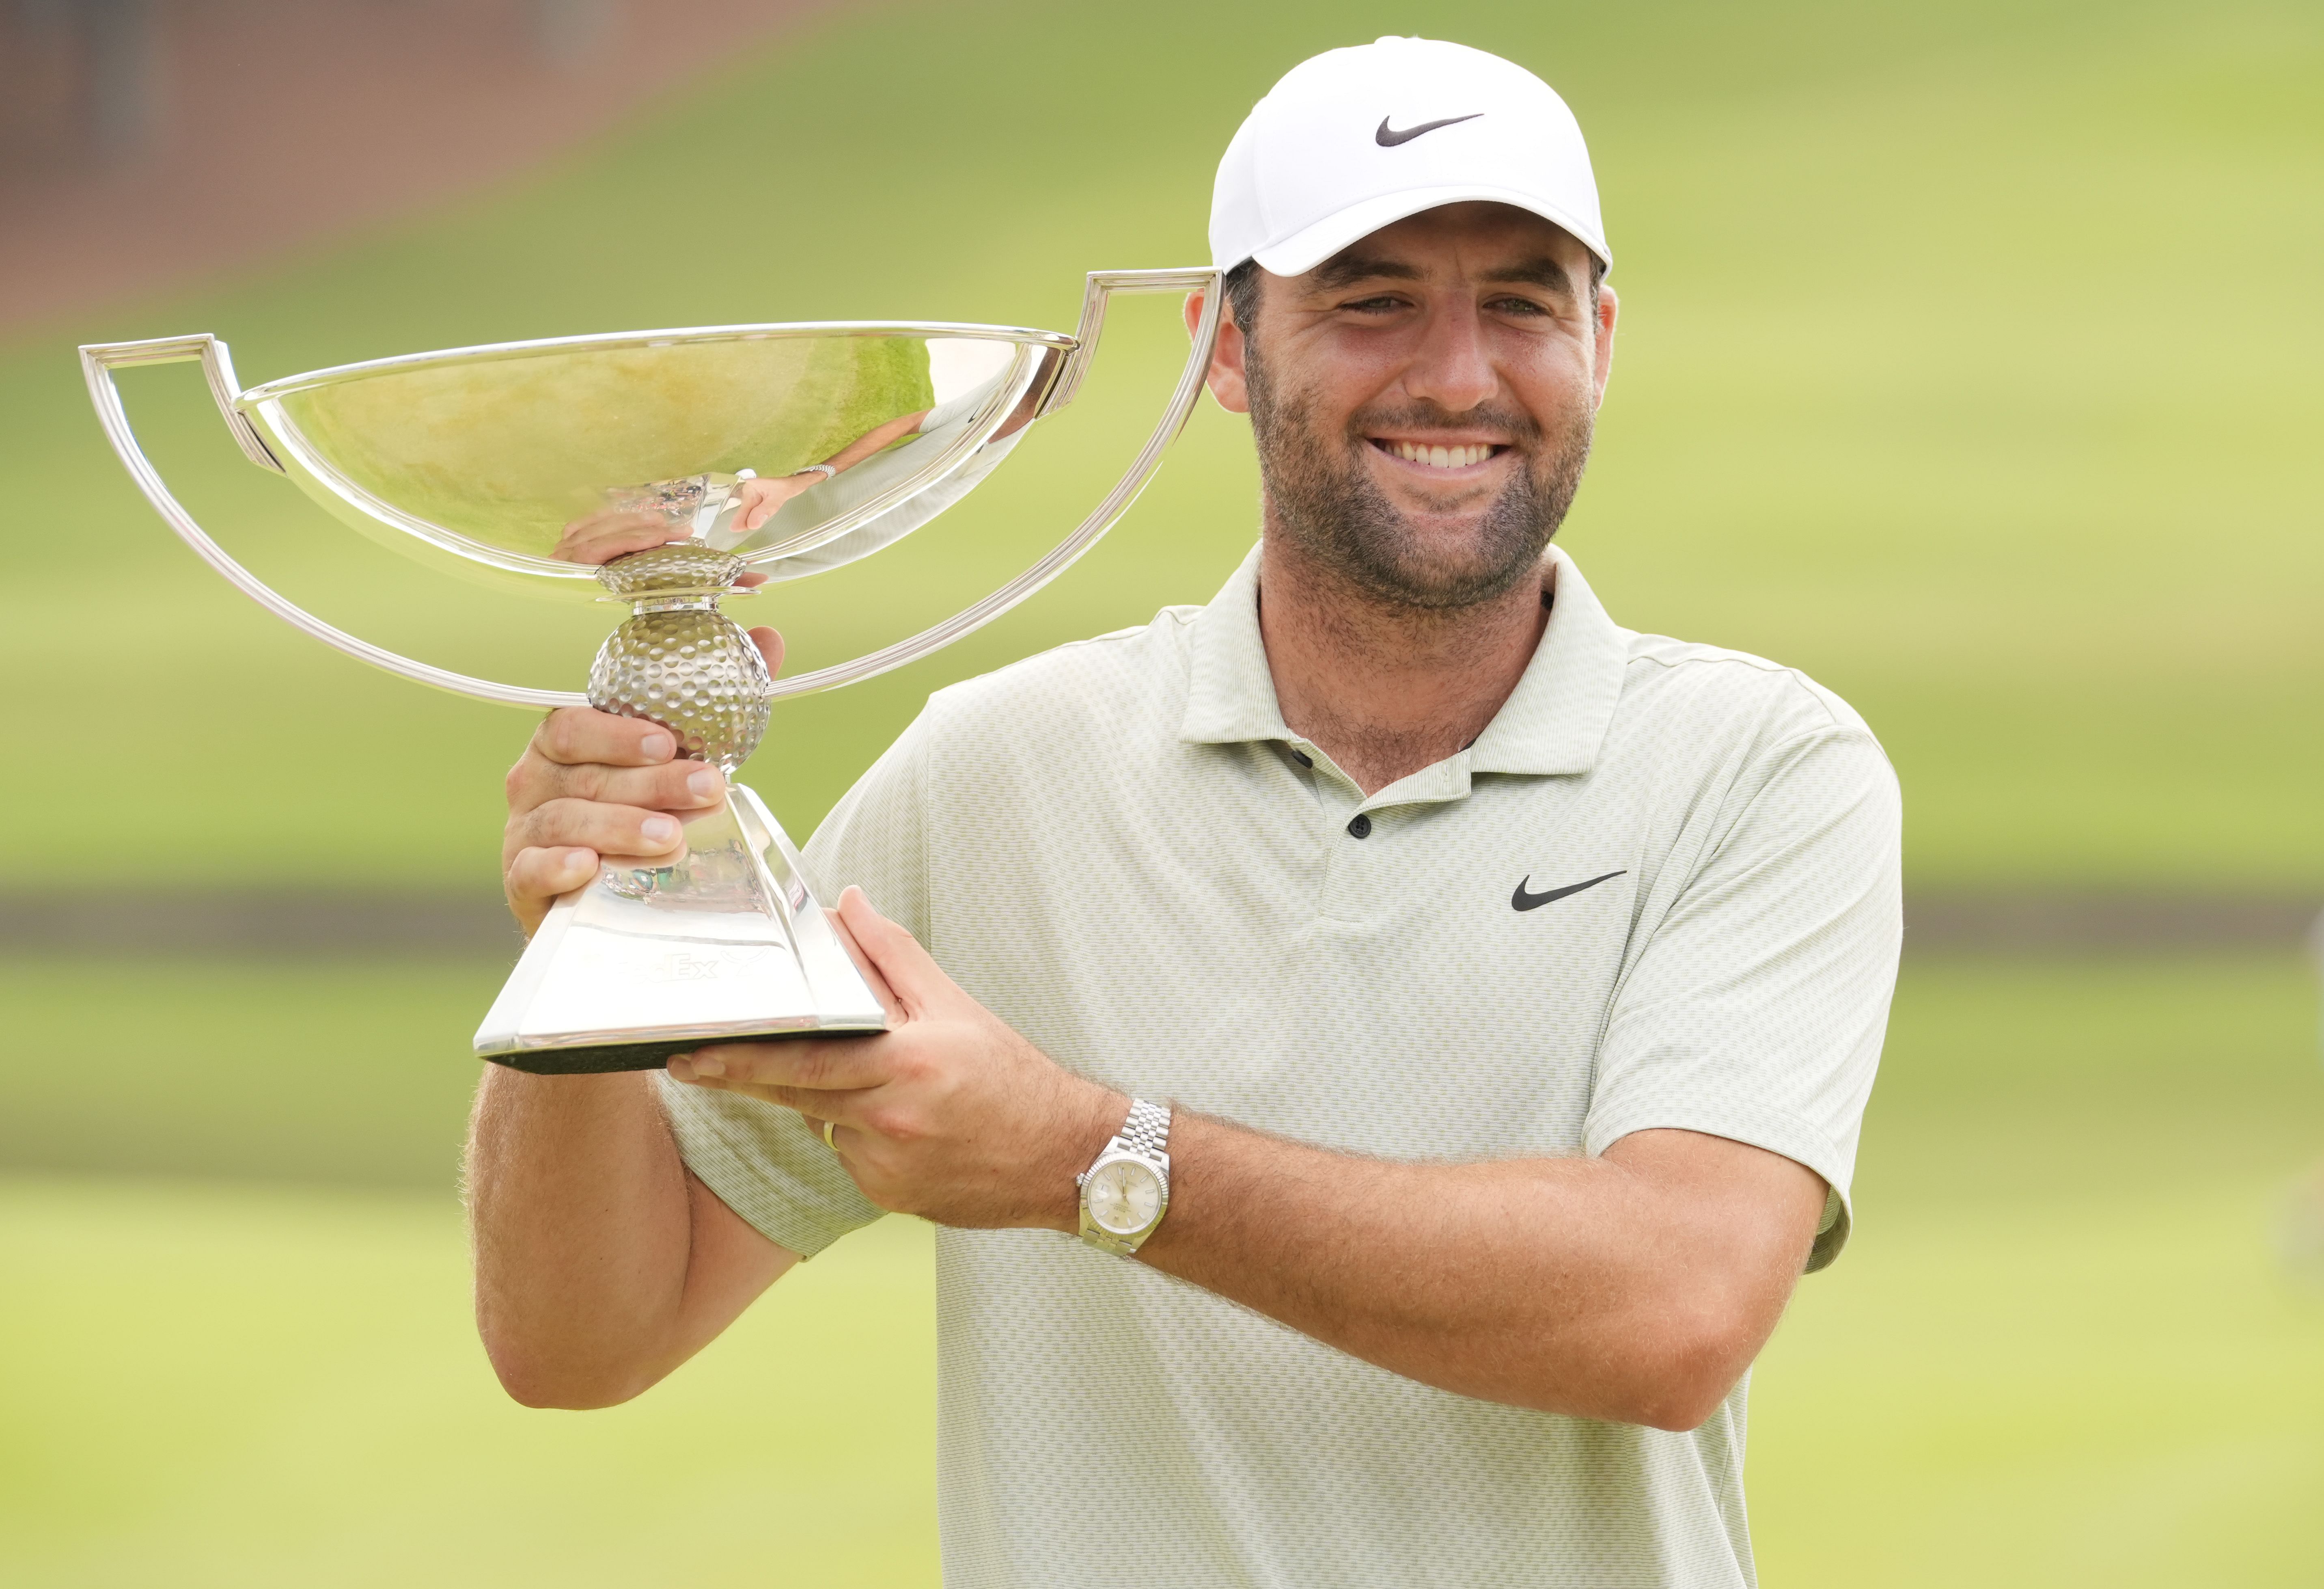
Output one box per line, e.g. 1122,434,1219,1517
83,269,1225,1073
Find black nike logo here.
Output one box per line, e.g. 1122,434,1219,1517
1511,870,1626,911
1375,113,1482,147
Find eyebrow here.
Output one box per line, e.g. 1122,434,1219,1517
1311,255,1423,290
1480,257,1582,298
1309,252,1581,298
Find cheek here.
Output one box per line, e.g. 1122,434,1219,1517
1268,332,1406,424
1505,354,1597,430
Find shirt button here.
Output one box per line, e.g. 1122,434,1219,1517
1347,813,1372,839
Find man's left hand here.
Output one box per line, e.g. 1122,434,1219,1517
666,887,1124,1232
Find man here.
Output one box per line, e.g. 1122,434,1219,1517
471,36,1899,1589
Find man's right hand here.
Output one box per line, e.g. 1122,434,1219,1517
501,623,783,936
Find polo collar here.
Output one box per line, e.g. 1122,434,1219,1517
1179,542,1630,780
1179,544,1291,745
1468,547,1629,776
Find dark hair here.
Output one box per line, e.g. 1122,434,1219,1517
1223,258,1263,333
1220,251,1604,337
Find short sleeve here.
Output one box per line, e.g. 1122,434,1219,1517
657,712,939,1257
1583,726,1902,1271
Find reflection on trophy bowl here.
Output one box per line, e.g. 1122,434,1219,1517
81,271,1225,1072
233,324,1071,587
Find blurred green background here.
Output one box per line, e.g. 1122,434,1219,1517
3,0,2320,1582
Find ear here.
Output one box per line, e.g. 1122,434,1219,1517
1591,281,1619,410
1186,289,1251,415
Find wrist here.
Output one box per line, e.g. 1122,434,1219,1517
1040,1081,1130,1233
1074,1097,1174,1256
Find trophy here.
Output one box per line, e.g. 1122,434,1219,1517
83,269,1225,1073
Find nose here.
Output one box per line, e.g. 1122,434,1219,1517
1399,298,1499,415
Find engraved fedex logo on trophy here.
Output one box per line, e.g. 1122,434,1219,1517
651,953,724,985
82,272,1225,1073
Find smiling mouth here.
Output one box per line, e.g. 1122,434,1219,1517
1372,439,1508,470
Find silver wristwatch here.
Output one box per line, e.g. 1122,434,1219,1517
1077,1098,1172,1256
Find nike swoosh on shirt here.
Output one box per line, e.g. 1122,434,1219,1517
1375,113,1482,147
1511,870,1627,911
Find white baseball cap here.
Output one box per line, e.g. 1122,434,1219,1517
1209,37,1610,280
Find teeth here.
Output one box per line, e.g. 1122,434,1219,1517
1388,440,1495,468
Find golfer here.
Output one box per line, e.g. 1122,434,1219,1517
472,36,1900,1589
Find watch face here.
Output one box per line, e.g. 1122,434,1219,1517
1085,1159,1162,1237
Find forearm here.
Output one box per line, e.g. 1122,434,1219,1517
1132,1117,1813,1429
662,892,1822,1428
466,1068,777,1407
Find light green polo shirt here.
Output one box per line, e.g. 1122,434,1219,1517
663,542,1901,1589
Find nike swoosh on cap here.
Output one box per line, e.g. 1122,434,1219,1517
1511,870,1626,911
1375,113,1483,147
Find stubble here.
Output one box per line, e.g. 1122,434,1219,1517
1246,346,1596,612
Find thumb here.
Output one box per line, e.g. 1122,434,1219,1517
747,626,784,676
836,885,953,1019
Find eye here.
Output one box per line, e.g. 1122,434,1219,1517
1338,294,1410,315
1487,295,1554,318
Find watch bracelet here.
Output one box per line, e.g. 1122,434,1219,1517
1118,1097,1171,1159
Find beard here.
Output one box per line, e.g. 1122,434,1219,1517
1246,347,1596,611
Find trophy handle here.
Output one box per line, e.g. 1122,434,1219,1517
80,334,589,710
79,266,1227,712
763,266,1225,700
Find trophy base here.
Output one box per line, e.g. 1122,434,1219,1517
487,1034,802,1077
473,784,887,1075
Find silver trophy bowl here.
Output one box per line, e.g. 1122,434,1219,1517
84,269,1224,1073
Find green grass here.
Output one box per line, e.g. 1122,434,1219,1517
0,957,501,1186
2,950,2320,1583
4,0,2318,892
0,1184,941,1588
1751,1182,2324,1586
1748,954,2324,1583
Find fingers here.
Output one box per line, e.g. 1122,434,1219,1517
835,886,953,1018
512,797,688,864
737,481,776,534
533,707,676,770
510,748,726,821
504,844,600,933
827,905,902,1024
552,509,685,567
735,475,816,534
669,1034,892,1093
789,1114,856,1160
507,711,730,830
